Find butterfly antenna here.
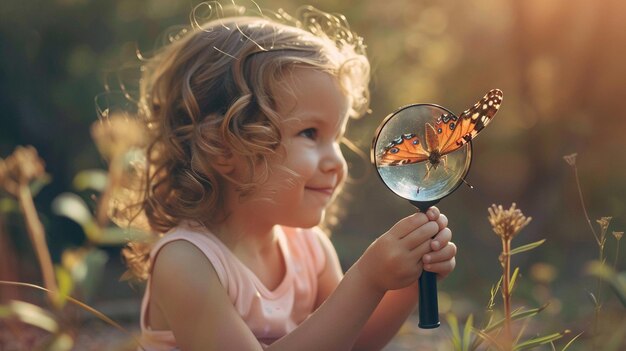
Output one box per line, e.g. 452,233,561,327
461,177,474,189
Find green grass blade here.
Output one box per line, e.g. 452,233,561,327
446,313,462,351
483,305,548,333
510,239,546,256
513,331,567,351
462,314,474,351
561,332,583,351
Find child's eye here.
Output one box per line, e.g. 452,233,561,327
298,128,318,140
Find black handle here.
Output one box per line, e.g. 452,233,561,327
409,199,440,329
418,271,440,328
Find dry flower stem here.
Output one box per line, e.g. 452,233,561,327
17,184,59,304
488,203,532,351
570,162,601,245
1,146,59,305
614,232,623,270
501,238,513,349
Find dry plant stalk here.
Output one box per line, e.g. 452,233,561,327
91,113,147,228
0,146,59,305
488,203,532,350
563,153,617,348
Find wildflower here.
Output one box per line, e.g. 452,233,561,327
91,113,147,161
0,146,47,195
613,231,623,241
488,203,532,241
596,217,612,235
563,153,577,166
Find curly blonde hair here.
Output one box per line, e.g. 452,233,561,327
121,3,370,280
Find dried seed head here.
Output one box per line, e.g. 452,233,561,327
596,217,612,235
488,203,532,241
91,114,147,161
1,146,47,188
613,231,623,241
563,153,578,166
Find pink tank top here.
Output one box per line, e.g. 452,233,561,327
138,224,328,350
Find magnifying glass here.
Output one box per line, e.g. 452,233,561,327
370,89,503,329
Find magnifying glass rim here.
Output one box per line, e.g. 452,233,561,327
370,102,473,203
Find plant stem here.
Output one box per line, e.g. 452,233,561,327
614,239,621,270
17,184,59,305
572,165,600,245
501,237,513,350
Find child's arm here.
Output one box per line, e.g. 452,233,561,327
150,211,440,351
315,207,457,351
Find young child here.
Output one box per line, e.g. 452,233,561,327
123,3,457,350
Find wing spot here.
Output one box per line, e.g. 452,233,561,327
472,112,480,120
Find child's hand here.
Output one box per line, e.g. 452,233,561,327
353,208,442,293
423,208,456,280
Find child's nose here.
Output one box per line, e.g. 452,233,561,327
320,143,345,173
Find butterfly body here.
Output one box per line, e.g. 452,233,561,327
377,89,503,176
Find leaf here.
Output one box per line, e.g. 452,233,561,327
73,169,108,192
509,267,520,292
0,280,139,346
561,332,583,351
473,328,506,351
585,261,626,307
462,314,474,351
53,265,74,309
51,193,94,226
483,305,548,333
446,313,462,351
510,239,546,256
46,333,74,351
6,300,59,333
62,247,109,301
513,331,567,350
488,276,503,310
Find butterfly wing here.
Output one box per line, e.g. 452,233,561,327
377,133,430,166
437,89,503,155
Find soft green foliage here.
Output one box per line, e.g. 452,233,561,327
586,261,626,307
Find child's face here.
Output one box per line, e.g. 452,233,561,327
242,68,350,228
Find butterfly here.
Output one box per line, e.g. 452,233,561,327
377,89,503,176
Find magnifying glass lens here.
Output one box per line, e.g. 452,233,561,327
372,104,471,203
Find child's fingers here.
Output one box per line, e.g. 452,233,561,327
402,221,440,249
430,227,451,250
423,257,456,278
390,212,430,239
425,206,440,221
435,213,448,231
423,242,457,265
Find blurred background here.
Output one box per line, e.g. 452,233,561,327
1,0,625,349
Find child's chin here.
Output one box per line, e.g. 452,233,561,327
293,211,325,229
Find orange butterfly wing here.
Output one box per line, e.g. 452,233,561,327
377,89,503,167
436,89,503,155
378,133,430,166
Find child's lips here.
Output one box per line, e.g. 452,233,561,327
305,186,335,196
